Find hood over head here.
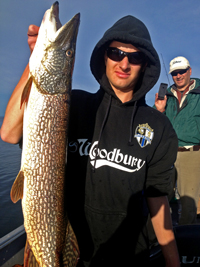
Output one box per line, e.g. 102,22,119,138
90,15,160,103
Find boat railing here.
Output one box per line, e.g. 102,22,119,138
0,224,26,267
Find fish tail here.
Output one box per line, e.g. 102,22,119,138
63,222,80,267
24,239,40,267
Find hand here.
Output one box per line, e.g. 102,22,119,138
27,25,39,54
154,93,167,113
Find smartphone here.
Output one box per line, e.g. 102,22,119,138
158,83,168,100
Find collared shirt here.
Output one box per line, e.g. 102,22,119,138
174,80,194,105
170,80,195,108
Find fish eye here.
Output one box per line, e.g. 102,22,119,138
66,49,73,58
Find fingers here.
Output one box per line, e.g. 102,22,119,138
27,24,39,36
155,93,167,102
27,25,39,54
155,92,159,101
154,93,167,112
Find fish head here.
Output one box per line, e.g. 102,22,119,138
29,1,80,95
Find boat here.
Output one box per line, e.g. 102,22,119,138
1,223,200,266
0,225,26,267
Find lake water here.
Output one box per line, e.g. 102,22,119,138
0,116,23,238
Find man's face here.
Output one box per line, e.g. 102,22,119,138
172,68,192,91
104,41,145,101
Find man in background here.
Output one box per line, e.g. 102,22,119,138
155,56,200,225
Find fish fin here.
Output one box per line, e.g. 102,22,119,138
20,75,33,109
63,221,80,267
24,239,40,267
10,171,24,203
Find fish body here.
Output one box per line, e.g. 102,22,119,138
10,2,80,266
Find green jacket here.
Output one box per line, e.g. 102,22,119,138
164,78,200,147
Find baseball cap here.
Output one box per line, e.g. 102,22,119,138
169,56,190,74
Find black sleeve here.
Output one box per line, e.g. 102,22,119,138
145,118,178,197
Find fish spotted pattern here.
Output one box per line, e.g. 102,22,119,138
10,2,80,266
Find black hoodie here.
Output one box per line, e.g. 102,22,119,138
66,15,178,266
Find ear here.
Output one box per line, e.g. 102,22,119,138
189,67,192,75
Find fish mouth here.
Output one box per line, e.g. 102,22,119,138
51,1,62,31
54,13,80,49
42,1,80,45
51,1,80,31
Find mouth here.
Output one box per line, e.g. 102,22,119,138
115,71,130,79
176,78,183,82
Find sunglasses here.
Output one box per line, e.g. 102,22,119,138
171,68,189,77
106,47,146,65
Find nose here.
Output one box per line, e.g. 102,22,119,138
119,56,130,70
176,73,182,78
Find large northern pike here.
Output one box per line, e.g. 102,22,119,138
10,2,80,266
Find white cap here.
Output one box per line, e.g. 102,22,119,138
169,56,190,74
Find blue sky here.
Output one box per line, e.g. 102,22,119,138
0,0,200,117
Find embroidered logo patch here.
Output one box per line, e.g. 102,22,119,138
134,123,154,148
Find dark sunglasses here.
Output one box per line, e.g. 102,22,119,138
171,68,190,77
106,47,146,65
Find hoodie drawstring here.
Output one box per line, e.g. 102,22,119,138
92,95,112,172
128,101,137,146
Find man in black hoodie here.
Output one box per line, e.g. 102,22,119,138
1,15,180,266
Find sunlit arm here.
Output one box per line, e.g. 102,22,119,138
1,64,29,144
147,196,180,267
